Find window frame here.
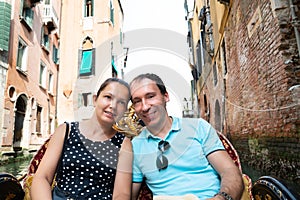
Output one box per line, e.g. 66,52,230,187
84,0,94,17
19,0,34,30
16,37,28,73
48,71,54,94
39,62,47,89
41,25,50,51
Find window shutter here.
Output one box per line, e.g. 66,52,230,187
91,48,95,75
79,50,93,75
0,2,11,51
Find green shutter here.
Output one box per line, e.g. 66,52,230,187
110,1,114,25
112,59,118,74
0,2,11,51
80,50,93,74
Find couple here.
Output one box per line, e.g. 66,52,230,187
31,73,244,200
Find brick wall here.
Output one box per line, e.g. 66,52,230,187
224,0,300,182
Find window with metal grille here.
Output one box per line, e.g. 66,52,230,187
85,0,93,17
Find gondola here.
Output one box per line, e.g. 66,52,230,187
0,108,299,200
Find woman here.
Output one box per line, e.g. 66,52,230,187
31,78,132,200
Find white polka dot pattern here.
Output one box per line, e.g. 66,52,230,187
55,122,125,199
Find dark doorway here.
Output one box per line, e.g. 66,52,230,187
13,94,27,152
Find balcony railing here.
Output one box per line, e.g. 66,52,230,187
42,5,59,31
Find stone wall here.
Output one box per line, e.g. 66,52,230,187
232,137,300,184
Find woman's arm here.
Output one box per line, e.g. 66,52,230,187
113,137,133,200
207,150,244,200
30,123,67,200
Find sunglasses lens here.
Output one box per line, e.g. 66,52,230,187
158,141,170,151
156,154,168,170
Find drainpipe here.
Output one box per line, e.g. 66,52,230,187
289,0,300,58
55,0,63,125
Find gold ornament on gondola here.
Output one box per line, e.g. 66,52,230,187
113,105,144,138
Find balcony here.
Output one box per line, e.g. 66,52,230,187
30,0,41,7
42,5,59,32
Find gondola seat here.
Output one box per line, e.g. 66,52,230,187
0,172,25,200
252,176,300,200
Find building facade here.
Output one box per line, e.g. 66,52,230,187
57,0,124,123
185,0,300,182
1,0,61,152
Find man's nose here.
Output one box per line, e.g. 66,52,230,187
141,99,150,111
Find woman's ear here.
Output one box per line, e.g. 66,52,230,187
92,95,97,106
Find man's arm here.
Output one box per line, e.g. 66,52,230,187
131,182,142,200
207,150,244,200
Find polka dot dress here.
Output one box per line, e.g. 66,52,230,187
55,122,125,199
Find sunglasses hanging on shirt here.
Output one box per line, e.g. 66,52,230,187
156,140,171,171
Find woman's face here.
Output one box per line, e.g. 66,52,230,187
94,82,130,126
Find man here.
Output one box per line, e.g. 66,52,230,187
130,73,244,200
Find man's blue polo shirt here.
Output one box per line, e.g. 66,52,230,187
132,117,225,199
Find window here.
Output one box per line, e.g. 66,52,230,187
41,25,50,51
44,0,51,5
110,0,114,25
48,117,52,135
16,37,28,72
20,0,34,30
36,105,42,134
78,92,92,107
221,40,227,76
84,0,93,17
79,50,93,75
79,37,95,76
83,93,92,107
52,45,59,64
39,62,47,88
196,40,203,75
213,62,218,86
112,56,118,77
48,72,54,94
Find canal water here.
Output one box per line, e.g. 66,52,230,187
0,156,32,179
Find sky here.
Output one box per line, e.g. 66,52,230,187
119,0,193,117
121,0,188,35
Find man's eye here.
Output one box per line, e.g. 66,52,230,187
132,100,141,105
147,94,155,99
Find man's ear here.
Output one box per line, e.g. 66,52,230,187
164,92,170,102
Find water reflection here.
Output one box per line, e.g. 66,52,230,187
0,157,32,178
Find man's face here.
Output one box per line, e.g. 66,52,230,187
130,78,169,127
